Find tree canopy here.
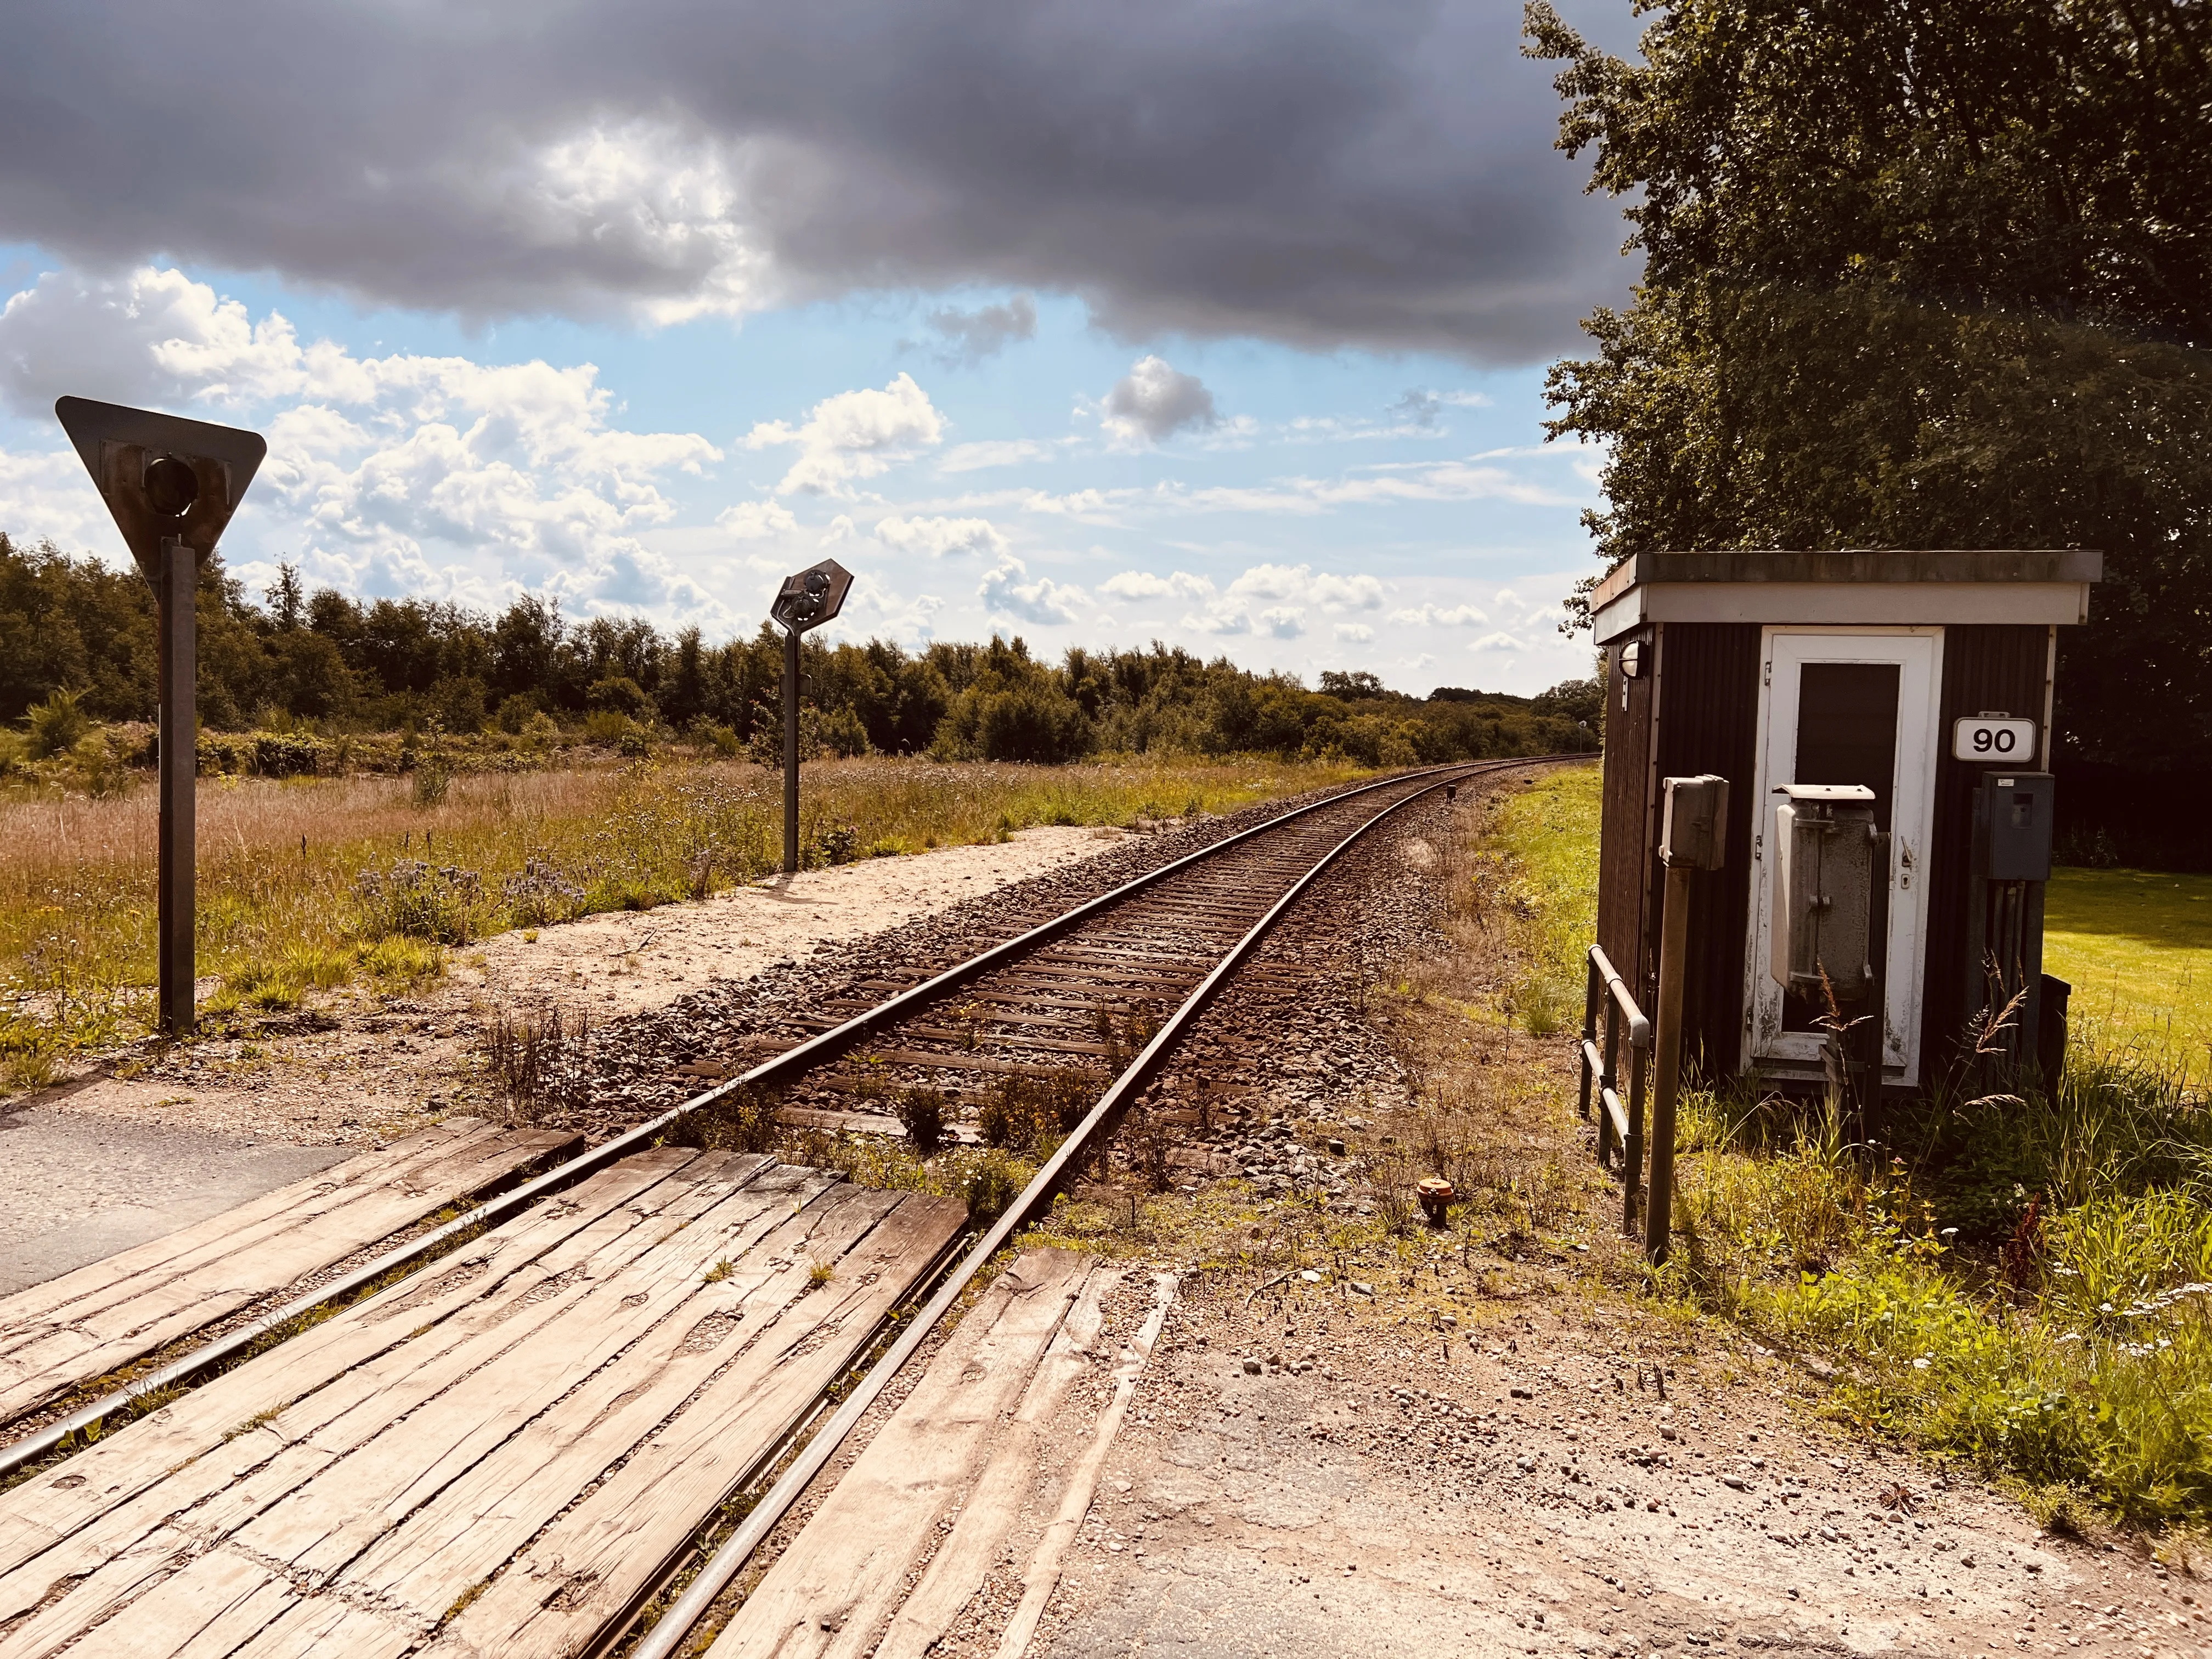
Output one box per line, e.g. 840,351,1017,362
1526,0,2212,776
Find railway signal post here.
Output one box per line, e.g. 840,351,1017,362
769,558,854,874
55,397,266,1037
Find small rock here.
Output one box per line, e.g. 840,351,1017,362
1243,1358,1262,1375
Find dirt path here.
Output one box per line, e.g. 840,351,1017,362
1038,1286,2191,1657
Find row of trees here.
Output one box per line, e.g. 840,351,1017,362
0,534,1599,766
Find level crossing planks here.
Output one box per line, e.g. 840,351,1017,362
0,1149,963,1659
0,1116,577,1429
704,1252,1173,1659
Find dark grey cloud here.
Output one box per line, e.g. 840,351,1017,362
0,0,1637,359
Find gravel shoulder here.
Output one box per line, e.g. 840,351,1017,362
24,825,1130,1148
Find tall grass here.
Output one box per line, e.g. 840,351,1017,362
0,755,1358,1080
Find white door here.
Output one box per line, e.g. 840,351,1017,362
1743,628,1942,1086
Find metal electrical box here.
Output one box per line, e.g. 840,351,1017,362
1660,774,1730,870
1769,783,1881,1002
1978,772,2055,881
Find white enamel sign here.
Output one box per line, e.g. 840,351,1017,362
1951,716,2037,763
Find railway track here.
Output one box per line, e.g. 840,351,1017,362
0,755,1562,1659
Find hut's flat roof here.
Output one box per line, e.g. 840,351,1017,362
1592,549,2102,642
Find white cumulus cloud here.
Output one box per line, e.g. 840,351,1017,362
1335,622,1376,643
717,499,800,540
1390,602,1491,627
744,371,943,495
1099,568,1215,601
1101,355,1218,449
979,555,1081,626
873,514,1008,558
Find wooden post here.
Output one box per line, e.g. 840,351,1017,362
782,624,802,875
1645,861,1693,1264
156,536,197,1036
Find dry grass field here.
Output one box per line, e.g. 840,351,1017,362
0,754,1362,1087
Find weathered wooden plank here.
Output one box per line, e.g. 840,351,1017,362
990,1273,1178,1659
0,1151,713,1630
0,1118,498,1357
351,1178,889,1635
0,1118,579,1425
227,1154,793,1584
0,1153,738,1658
436,1190,968,1659
704,1248,1093,1659
873,1264,1121,1659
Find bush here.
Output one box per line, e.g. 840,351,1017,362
682,1084,783,1153
503,859,584,929
587,675,657,722
24,689,92,759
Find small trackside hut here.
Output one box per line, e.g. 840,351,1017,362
1589,550,2102,1102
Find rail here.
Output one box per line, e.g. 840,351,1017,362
1579,942,1652,1235
625,757,1548,1658
0,759,1543,1486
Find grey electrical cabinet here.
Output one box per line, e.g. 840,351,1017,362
1660,774,1730,870
1769,783,1881,1002
1978,772,2055,882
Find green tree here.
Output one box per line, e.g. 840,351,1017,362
1525,0,2212,773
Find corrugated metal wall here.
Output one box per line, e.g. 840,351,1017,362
1921,624,2053,1079
1650,624,1763,1080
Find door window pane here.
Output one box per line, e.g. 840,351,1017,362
1783,661,1900,1031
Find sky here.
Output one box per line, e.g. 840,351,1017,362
0,0,1641,697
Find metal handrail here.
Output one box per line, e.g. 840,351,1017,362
1590,944,1651,1047
1581,944,1652,1236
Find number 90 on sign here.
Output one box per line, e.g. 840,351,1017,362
1951,716,2036,763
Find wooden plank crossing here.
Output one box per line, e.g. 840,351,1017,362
0,1118,579,1429
705,1254,1176,1659
0,1149,964,1659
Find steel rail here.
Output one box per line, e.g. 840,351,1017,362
627,755,1544,1659
0,759,1528,1481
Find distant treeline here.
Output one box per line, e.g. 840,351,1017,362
0,534,1600,765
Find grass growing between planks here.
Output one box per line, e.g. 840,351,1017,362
1478,767,2212,1537
0,754,1360,1087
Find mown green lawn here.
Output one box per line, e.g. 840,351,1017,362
2044,867,2212,1077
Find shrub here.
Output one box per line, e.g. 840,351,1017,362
503,859,584,929
24,689,92,759
978,1069,1097,1149
584,709,641,748
683,1084,783,1153
586,676,657,722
